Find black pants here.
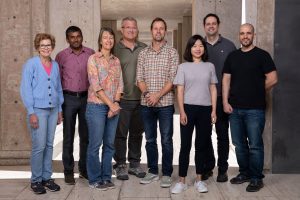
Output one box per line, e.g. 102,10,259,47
114,99,144,168
62,94,89,175
178,104,213,177
205,97,229,174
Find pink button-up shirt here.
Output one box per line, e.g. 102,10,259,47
55,46,95,92
87,52,123,104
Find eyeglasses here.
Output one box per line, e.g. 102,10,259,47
39,44,52,49
122,27,137,31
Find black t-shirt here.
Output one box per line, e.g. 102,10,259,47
223,47,276,109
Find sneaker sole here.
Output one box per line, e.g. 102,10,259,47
171,187,187,194
45,187,60,192
160,183,172,188
230,179,250,184
140,176,159,184
89,185,108,191
128,171,146,178
116,175,129,180
31,188,46,195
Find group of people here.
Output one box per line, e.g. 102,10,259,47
20,13,278,195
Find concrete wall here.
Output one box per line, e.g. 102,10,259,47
0,0,48,165
0,0,101,165
272,0,300,173
192,0,242,47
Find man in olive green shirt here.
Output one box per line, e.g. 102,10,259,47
113,17,147,180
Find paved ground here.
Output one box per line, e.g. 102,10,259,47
1,115,299,199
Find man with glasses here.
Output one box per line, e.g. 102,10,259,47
113,17,147,180
56,26,94,185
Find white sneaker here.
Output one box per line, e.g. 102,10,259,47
194,180,208,193
171,182,188,194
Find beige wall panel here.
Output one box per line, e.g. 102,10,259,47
257,0,275,171
192,0,241,47
192,0,215,35
182,16,192,62
49,0,101,56
215,0,242,47
0,0,32,153
177,23,182,64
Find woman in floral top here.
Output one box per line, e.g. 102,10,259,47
86,27,123,190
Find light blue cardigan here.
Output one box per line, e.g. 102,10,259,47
20,56,64,115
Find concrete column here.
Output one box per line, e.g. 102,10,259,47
0,0,48,165
0,0,101,165
49,0,101,56
245,0,275,171
192,0,242,47
182,16,192,62
173,30,178,49
177,23,182,64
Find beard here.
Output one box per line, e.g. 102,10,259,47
241,39,253,48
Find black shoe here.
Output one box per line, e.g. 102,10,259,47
217,172,228,182
202,171,213,181
42,179,60,192
31,182,46,194
64,173,75,185
230,174,251,184
103,180,115,189
246,179,264,192
79,171,88,180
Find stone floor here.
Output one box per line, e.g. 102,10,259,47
0,115,299,200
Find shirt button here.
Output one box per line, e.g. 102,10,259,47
48,78,50,81
48,86,51,89
49,102,52,105
49,94,52,96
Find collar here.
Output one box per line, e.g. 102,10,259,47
149,40,167,52
67,46,86,54
205,34,223,45
94,51,116,60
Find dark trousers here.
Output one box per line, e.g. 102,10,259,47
141,105,174,176
62,94,88,175
205,96,229,174
114,99,144,168
179,104,213,177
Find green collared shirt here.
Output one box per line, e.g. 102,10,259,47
114,40,147,100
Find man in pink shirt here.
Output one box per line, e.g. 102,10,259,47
56,26,95,185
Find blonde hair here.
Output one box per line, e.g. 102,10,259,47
34,33,55,50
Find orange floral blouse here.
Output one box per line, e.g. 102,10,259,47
87,52,123,104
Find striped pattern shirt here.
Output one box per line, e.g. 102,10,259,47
136,42,179,107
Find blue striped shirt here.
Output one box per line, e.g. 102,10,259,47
20,56,64,115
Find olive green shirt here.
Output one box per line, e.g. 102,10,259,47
114,40,147,100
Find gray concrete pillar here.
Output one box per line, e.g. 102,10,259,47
0,0,101,165
0,0,49,165
245,0,275,171
192,0,242,47
177,23,183,64
49,0,101,56
182,16,192,62
173,30,178,49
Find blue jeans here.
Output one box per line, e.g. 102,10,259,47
85,103,119,184
229,108,265,180
29,107,59,183
141,105,174,176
